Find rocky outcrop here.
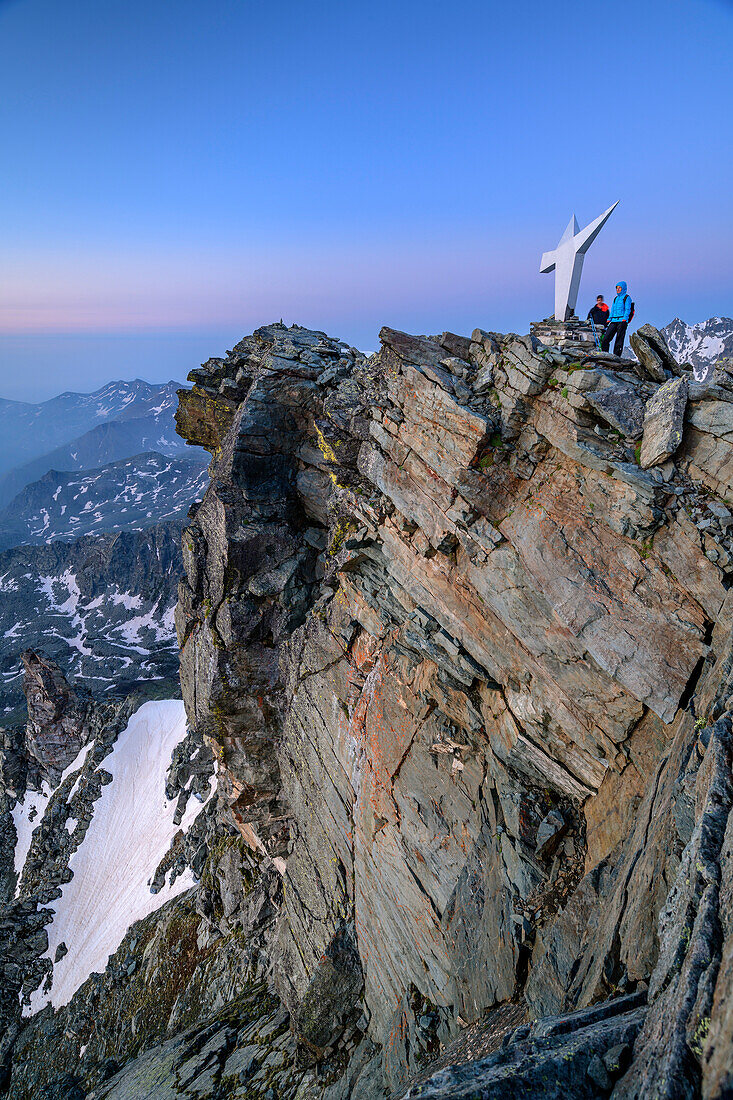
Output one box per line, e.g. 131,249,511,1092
4,881,296,1100
405,992,647,1098
630,323,680,382
5,314,733,1099
170,319,733,1096
21,651,93,785
0,657,131,1079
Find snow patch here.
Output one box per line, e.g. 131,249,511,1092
11,784,52,882
109,591,143,611
28,700,209,1012
64,742,96,801
111,600,172,650
700,335,724,358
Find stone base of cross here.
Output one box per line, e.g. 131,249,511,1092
530,316,598,351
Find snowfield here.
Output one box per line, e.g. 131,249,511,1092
11,784,52,883
27,700,212,1012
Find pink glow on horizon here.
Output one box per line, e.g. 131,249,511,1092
0,242,534,333
1,229,730,335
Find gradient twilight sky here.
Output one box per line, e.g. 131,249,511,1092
1,0,732,400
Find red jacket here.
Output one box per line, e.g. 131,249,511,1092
587,302,609,325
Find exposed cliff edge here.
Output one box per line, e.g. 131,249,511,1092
3,318,733,1100
171,321,733,1097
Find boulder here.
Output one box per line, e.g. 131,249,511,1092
438,331,473,361
634,323,680,375
630,332,667,383
535,809,567,860
639,376,688,468
584,386,645,439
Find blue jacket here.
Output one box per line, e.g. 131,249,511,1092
608,282,632,322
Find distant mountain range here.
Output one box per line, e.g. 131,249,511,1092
661,316,733,372
0,451,208,551
0,379,190,507
0,523,184,722
0,377,204,724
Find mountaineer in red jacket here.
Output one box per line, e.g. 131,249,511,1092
587,295,609,327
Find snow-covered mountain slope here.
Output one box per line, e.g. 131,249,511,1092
661,316,733,372
15,700,213,1012
0,523,183,722
0,451,207,550
0,654,282,1099
0,379,185,480
3,676,216,1020
0,401,194,510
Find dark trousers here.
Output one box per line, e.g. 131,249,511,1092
601,320,628,356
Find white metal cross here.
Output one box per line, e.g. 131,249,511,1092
540,201,619,322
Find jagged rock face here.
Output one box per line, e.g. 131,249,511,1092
1,651,361,1100
175,321,733,1096
175,324,370,859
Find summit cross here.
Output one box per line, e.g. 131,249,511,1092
540,201,619,322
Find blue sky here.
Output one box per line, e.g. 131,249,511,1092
1,0,731,399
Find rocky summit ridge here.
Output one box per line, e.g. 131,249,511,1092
170,319,733,1097
2,316,733,1099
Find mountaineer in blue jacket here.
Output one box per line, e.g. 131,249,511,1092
600,281,633,357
